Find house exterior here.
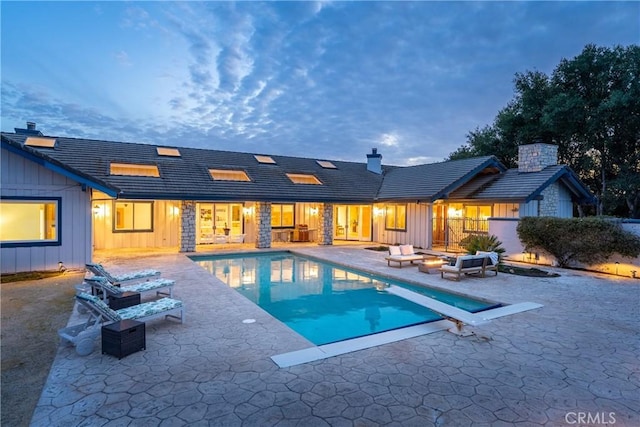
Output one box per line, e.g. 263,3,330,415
0,125,595,274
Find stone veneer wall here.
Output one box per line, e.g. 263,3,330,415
179,200,196,252
256,202,272,249
318,203,334,245
539,183,559,216
518,143,558,172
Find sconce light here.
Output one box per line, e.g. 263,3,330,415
170,206,180,217
92,204,104,217
309,207,319,216
447,207,463,218
373,207,384,217
243,206,254,216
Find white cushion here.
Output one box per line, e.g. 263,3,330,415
400,245,414,255
389,246,402,256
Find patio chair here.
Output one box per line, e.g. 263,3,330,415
58,292,185,356
86,262,160,286
84,276,174,301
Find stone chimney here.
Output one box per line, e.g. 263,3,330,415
366,148,382,174
518,143,558,172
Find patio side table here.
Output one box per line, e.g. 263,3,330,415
102,319,146,359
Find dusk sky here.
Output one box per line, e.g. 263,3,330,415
2,1,638,166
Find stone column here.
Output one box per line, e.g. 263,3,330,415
179,201,196,252
318,203,334,245
539,183,559,216
256,202,272,249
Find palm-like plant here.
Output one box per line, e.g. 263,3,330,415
459,234,505,262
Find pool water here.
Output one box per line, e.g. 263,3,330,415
191,252,500,345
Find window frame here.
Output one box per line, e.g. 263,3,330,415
384,204,407,231
271,204,295,228
112,201,154,233
0,196,62,247
462,205,491,233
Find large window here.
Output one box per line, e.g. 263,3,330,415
114,201,153,232
271,204,294,228
0,197,61,246
464,205,491,233
385,204,406,231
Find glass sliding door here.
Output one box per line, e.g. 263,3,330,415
197,203,243,243
334,205,372,241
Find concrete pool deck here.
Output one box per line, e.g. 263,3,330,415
32,244,639,426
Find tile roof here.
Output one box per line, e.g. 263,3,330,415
376,156,506,202
1,133,384,202
1,132,595,204
449,165,595,203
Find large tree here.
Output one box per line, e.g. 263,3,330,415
449,44,640,218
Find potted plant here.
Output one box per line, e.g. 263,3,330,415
223,223,230,235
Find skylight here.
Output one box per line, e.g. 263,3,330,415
157,147,181,157
254,155,276,164
286,173,322,185
110,163,160,177
209,169,251,182
24,137,56,148
316,160,337,169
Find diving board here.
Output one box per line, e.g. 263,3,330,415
385,285,543,328
385,285,491,326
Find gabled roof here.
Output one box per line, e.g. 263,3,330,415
448,165,596,204
376,156,507,202
1,133,384,202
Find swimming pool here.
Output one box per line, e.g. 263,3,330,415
191,251,500,345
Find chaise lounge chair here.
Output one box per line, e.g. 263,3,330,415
84,275,174,301
86,262,160,286
385,244,425,267
58,292,185,356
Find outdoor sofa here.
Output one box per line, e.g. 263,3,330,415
440,252,499,281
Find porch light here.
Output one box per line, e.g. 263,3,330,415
243,206,254,217
373,207,384,217
92,204,104,217
447,207,463,218
309,207,319,216
170,206,180,217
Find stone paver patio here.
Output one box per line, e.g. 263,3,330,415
32,245,639,426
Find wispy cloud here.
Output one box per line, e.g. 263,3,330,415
2,1,638,165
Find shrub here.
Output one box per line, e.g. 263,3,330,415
517,217,640,268
459,234,505,261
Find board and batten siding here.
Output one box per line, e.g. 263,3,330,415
373,203,431,249
1,148,92,274
91,191,180,250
